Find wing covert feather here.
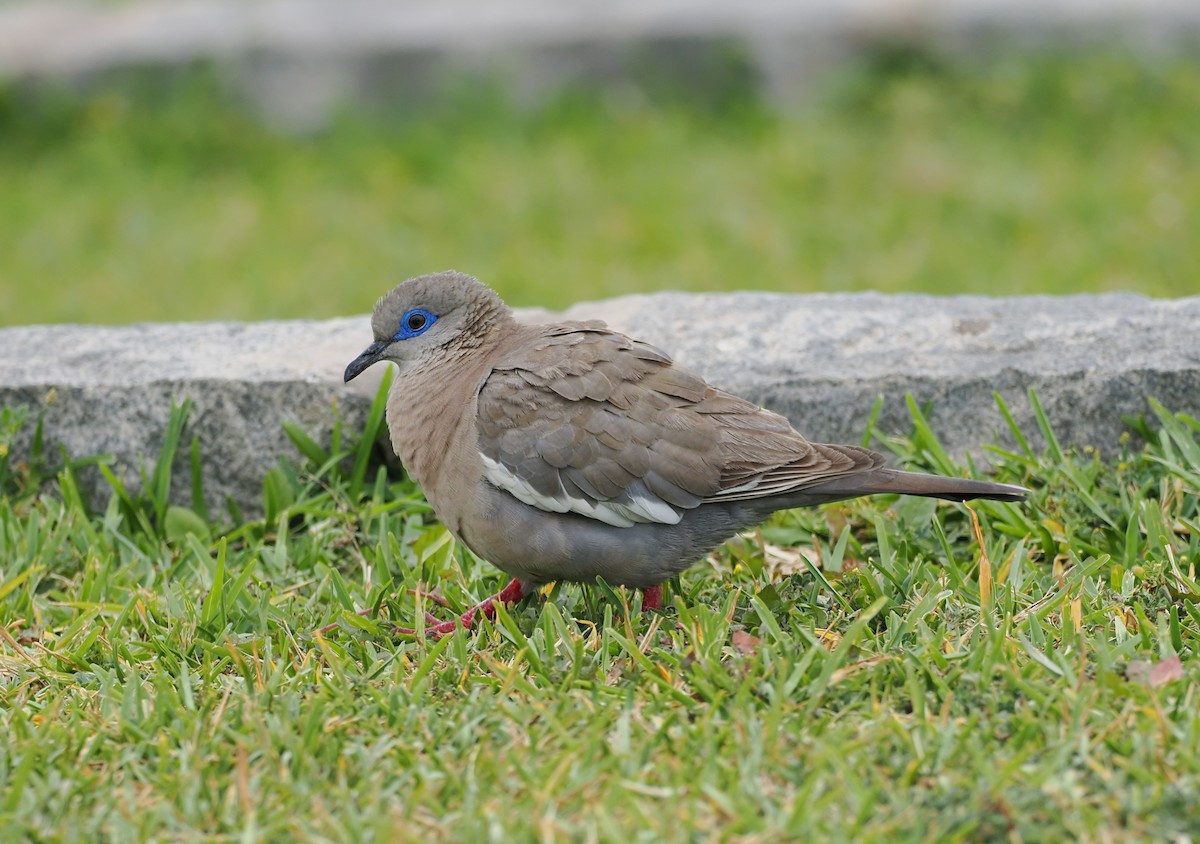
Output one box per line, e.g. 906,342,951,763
475,323,882,526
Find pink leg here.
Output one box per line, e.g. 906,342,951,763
394,578,530,638
641,584,663,611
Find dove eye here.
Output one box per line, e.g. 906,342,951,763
396,308,437,339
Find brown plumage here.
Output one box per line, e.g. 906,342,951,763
344,271,1028,635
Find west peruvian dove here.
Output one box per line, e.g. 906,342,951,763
344,271,1027,635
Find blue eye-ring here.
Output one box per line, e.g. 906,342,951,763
395,308,437,340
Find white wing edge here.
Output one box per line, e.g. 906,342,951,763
480,454,683,528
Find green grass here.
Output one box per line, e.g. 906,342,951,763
2,48,1198,326
2,392,1199,840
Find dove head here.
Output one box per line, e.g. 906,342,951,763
344,270,513,383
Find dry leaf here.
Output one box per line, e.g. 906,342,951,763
1148,655,1184,688
762,542,816,581
731,630,760,655
1128,655,1184,688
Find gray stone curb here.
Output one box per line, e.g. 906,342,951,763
2,290,1197,515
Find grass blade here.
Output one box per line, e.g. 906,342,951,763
351,368,394,495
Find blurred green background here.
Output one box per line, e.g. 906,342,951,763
1,49,1197,326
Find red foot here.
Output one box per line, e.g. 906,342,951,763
641,584,663,611
394,578,530,638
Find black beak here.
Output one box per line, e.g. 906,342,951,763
344,339,390,383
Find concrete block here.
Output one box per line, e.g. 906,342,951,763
2,290,1196,515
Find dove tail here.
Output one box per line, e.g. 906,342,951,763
805,468,1028,503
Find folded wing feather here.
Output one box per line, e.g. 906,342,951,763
474,323,881,527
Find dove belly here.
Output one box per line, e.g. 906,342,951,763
456,481,762,589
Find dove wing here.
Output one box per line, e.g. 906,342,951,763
475,322,882,528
